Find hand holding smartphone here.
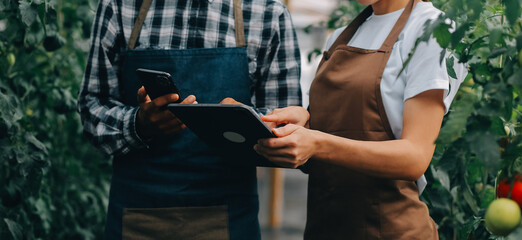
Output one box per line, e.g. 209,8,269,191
135,68,193,139
136,68,181,102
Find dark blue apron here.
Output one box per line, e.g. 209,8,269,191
104,0,260,239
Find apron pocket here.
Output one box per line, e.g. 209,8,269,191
122,205,230,240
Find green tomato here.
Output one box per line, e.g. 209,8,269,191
485,198,521,236
7,53,15,66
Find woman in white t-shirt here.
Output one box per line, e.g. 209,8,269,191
254,0,465,238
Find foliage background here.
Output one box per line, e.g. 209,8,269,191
0,1,110,239
0,0,521,239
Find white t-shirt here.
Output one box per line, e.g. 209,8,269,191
325,1,467,139
324,2,468,193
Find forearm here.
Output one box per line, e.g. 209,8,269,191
78,0,145,156
312,131,434,181
78,94,148,156
257,91,445,176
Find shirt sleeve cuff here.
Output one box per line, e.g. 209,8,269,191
123,107,150,150
404,79,450,113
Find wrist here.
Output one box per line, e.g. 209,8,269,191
311,130,327,160
136,107,153,140
123,107,151,150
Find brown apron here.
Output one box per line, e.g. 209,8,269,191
305,0,438,239
122,206,229,240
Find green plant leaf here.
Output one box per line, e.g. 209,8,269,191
463,185,479,215
477,82,512,117
514,156,522,175
4,218,23,240
24,20,45,45
26,133,48,154
450,22,471,49
437,93,476,144
489,28,502,50
432,167,451,193
303,24,313,34
504,0,521,27
466,131,500,171
446,56,457,79
468,0,484,21
489,117,505,136
307,48,322,63
507,69,522,87
480,186,496,209
433,23,451,48
33,198,52,233
517,33,522,51
488,48,507,59
19,0,37,27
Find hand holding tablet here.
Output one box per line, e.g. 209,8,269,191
167,104,279,167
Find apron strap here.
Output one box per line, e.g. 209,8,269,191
129,0,153,50
326,0,417,56
128,0,246,50
379,0,416,51
326,6,373,56
233,0,246,47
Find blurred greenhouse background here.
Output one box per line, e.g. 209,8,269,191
1,0,522,239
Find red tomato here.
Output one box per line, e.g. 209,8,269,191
497,174,522,209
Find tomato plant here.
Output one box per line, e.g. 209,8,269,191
1,1,111,239
497,174,522,209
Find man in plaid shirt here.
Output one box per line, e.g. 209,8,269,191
78,0,301,239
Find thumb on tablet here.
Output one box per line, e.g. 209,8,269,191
220,97,242,105
272,124,299,138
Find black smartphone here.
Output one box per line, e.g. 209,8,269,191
136,68,181,102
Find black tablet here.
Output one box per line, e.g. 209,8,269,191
167,104,278,167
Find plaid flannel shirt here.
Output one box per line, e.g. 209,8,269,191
78,0,302,156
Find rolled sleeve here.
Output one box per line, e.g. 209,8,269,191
123,107,150,153
78,0,147,156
